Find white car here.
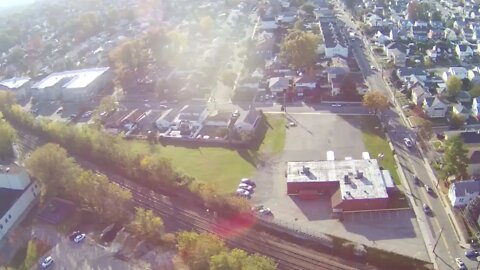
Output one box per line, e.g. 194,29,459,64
404,138,413,148
236,189,251,198
238,183,254,191
240,178,256,187
74,233,86,243
41,256,53,268
331,104,342,107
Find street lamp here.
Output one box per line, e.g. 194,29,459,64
433,225,444,256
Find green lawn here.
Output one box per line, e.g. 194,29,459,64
127,115,286,194
360,116,401,185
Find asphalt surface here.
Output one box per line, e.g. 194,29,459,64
334,3,478,269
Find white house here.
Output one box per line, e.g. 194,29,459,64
31,67,112,103
423,97,448,118
234,108,261,132
442,66,469,82
448,179,480,207
268,77,290,93
0,77,31,100
0,165,38,242
455,44,474,60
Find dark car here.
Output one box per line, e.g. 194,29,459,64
465,249,479,257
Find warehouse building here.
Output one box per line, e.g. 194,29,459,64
286,158,395,212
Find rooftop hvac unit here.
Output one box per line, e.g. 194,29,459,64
356,170,363,179
344,174,351,184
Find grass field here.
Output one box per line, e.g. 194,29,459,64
128,115,286,194
360,116,401,185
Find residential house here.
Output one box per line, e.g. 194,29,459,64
411,83,432,106
0,165,39,242
294,74,317,95
234,108,261,132
448,179,480,207
0,77,31,100
320,19,348,58
409,25,429,41
374,30,390,44
423,96,449,118
443,67,469,81
455,44,474,60
472,28,480,41
444,28,458,41
458,91,472,104
444,131,480,176
396,67,428,85
468,69,480,85
385,42,408,67
389,28,408,41
452,103,471,119
462,28,475,40
268,77,290,94
470,152,480,177
366,14,384,27
428,28,444,40
454,20,467,30
472,97,480,119
255,31,275,59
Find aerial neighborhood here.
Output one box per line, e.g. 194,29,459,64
2,0,480,269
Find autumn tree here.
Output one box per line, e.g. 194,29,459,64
441,135,469,181
129,207,164,240
470,84,480,98
280,30,320,70
362,91,389,114
294,19,305,30
177,231,227,270
109,39,147,91
447,75,463,98
0,117,15,160
25,143,81,200
450,113,465,130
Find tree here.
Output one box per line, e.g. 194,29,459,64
447,76,463,98
25,144,81,200
450,113,465,130
280,30,320,70
431,10,442,21
221,70,237,87
294,19,305,30
362,91,389,114
301,3,315,16
442,135,469,180
129,207,164,240
177,232,227,270
412,117,433,140
0,119,15,160
470,84,480,98
210,249,277,270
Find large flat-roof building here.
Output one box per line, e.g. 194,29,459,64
0,77,32,100
287,158,395,212
31,67,112,103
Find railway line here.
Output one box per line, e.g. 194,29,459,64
15,131,373,270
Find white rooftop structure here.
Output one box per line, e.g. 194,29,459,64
0,77,30,89
287,159,390,200
32,67,110,89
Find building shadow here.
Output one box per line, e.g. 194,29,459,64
289,196,333,221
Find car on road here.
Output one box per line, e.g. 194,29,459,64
331,104,342,107
423,203,432,214
425,185,433,194
465,249,479,257
414,175,420,185
158,105,168,109
455,258,466,269
288,122,296,127
259,208,273,216
240,178,256,187
74,233,86,243
41,256,53,268
370,65,377,70
404,138,413,148
82,111,93,118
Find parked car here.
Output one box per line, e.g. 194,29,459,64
331,104,342,107
465,249,479,257
240,178,256,187
423,203,432,214
455,258,466,269
74,233,86,243
56,107,63,114
236,189,251,198
288,122,296,127
41,256,54,268
414,175,420,185
69,230,81,241
238,183,254,191
404,138,413,148
425,185,433,194
259,208,273,216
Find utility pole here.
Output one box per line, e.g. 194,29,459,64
433,225,444,256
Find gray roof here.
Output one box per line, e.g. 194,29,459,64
0,188,22,218
452,180,480,197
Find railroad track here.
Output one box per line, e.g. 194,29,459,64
15,131,372,270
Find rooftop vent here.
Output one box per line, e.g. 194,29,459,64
356,170,363,179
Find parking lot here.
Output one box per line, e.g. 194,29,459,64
251,113,429,261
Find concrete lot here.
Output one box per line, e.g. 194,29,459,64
252,114,429,261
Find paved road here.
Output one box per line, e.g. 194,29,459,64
335,2,476,269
